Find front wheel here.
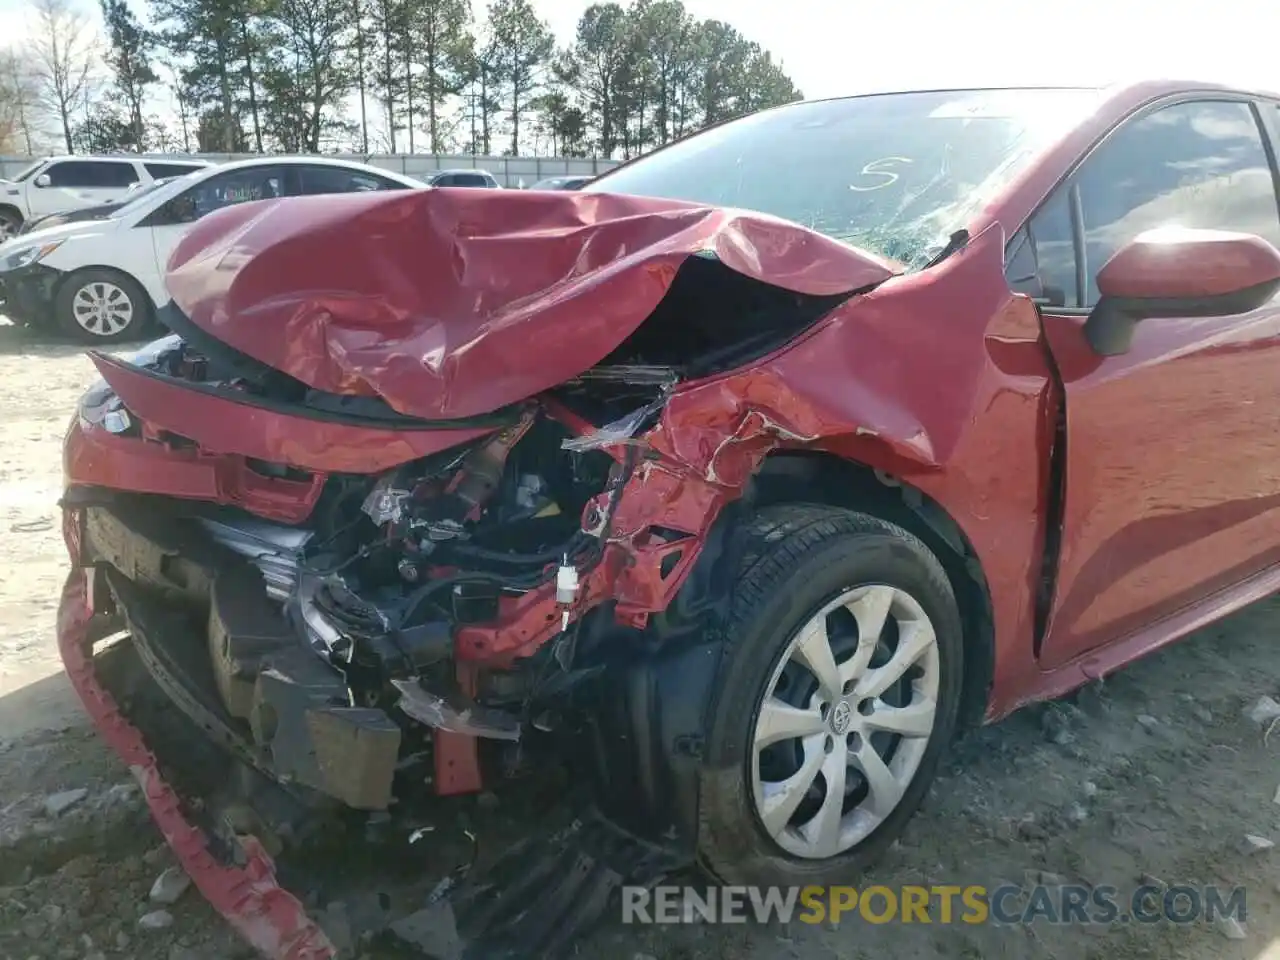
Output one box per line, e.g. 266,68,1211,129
697,505,964,887
0,207,21,240
54,269,152,344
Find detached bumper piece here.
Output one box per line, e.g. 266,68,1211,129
56,572,337,959
375,814,685,960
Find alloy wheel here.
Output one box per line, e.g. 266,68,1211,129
750,584,941,860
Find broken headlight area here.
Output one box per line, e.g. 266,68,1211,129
73,401,637,785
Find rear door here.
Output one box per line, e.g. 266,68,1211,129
1019,96,1280,668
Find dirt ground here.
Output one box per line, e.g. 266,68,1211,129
3,320,1280,960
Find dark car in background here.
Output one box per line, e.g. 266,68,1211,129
529,175,595,190
424,169,501,188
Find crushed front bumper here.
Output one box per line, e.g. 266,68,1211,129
0,262,60,326
55,571,338,959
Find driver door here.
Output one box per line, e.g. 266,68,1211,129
1015,97,1280,669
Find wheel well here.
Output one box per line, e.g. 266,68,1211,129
0,204,23,223
56,266,155,313
750,450,995,730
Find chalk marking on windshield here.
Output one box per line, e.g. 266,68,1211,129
850,157,913,192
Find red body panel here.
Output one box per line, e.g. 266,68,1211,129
1036,300,1280,669
165,189,898,421
64,419,326,524
89,352,493,475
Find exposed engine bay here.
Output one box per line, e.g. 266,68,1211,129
71,331,714,813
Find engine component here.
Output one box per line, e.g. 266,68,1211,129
293,573,349,659
556,557,580,631
249,645,402,810
198,516,312,602
362,476,411,526
446,413,536,514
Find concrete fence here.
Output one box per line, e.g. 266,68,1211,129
0,153,621,187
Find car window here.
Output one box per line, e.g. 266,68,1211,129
45,160,140,188
1027,189,1078,306
145,162,206,179
11,161,45,182
296,165,404,195
1071,100,1280,306
177,167,284,220
437,173,490,187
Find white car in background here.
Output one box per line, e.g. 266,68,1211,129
0,156,425,343
0,155,214,239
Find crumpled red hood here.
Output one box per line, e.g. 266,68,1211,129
165,188,899,420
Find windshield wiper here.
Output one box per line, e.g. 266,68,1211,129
923,229,970,269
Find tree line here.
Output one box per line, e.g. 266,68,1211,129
0,0,802,158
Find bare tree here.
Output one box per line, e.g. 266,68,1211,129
0,47,45,154
28,0,99,153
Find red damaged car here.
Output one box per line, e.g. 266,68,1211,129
58,81,1280,956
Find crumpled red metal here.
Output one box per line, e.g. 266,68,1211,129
164,189,898,420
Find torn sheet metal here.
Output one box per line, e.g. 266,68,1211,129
561,395,669,453
163,189,899,421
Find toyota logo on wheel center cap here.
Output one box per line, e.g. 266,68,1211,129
830,700,853,734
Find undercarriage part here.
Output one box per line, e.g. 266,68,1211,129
62,567,694,960
376,811,687,960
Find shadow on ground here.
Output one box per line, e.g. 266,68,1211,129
2,596,1280,960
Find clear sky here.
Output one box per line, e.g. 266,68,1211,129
2,0,1277,121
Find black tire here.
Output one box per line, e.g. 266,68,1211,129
0,206,22,240
54,268,153,344
696,504,963,887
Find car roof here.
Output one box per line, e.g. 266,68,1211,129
36,155,213,165
104,154,425,219
432,169,495,177
791,80,1280,107
210,155,424,186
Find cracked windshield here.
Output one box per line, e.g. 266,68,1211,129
589,88,1101,269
